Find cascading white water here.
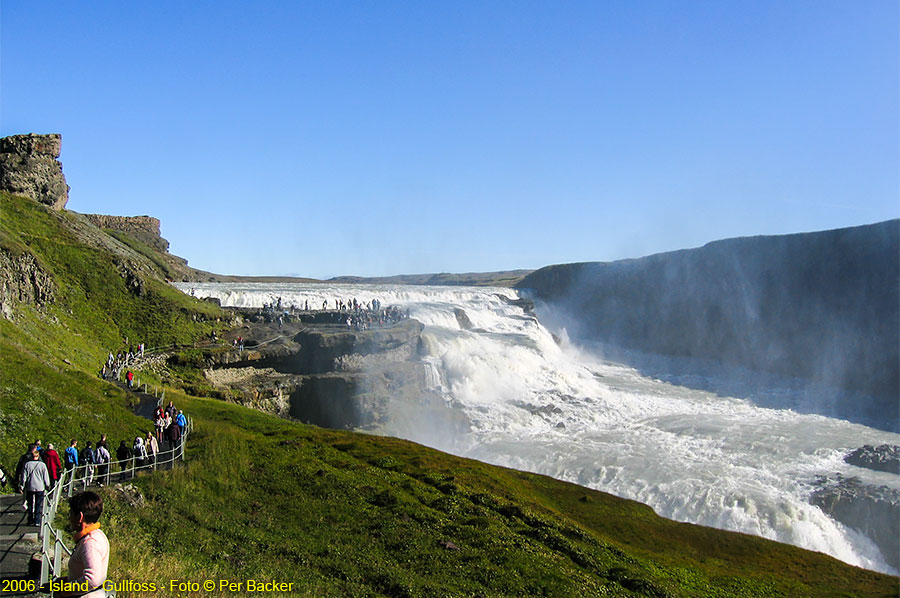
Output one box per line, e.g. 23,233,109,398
175,281,900,574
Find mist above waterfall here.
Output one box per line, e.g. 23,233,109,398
517,220,900,432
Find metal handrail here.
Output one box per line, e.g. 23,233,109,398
38,415,192,590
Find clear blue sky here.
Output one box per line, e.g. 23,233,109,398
2,1,897,278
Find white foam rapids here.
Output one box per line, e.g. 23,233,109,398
175,281,900,574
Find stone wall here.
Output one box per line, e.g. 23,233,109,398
0,133,69,210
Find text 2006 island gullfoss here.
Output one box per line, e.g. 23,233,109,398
113,579,295,593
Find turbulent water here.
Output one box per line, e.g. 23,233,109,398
176,282,900,574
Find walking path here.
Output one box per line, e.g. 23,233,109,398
0,495,40,589
0,380,188,595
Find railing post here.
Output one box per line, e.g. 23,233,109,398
52,533,62,581
40,523,50,585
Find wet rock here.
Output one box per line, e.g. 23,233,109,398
495,294,536,316
516,401,563,417
810,474,900,570
454,308,473,330
844,444,900,475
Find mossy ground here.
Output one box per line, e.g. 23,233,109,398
1,191,897,597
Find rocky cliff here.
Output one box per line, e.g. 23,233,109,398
190,315,431,430
0,133,69,210
517,221,900,428
0,247,56,318
83,214,169,252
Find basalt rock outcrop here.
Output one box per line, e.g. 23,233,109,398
84,214,170,253
844,445,900,475
811,475,900,571
194,315,434,430
0,247,56,318
0,134,69,210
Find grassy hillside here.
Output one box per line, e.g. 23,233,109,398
0,191,224,466
1,191,897,597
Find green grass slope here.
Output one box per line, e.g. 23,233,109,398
0,191,224,464
1,191,897,597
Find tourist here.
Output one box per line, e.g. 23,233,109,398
64,440,79,471
95,442,110,487
115,441,131,478
132,437,147,469
63,491,109,598
126,370,134,389
80,442,96,486
154,409,166,443
167,417,182,450
18,449,50,527
176,410,186,437
145,431,159,469
14,444,36,493
42,443,62,489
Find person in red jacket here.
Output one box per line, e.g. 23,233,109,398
42,443,62,489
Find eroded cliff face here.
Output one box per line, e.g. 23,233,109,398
0,247,56,318
0,134,69,210
83,214,170,253
195,315,431,429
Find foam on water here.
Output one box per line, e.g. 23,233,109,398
176,281,900,574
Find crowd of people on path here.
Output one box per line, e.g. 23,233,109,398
8,402,187,529
248,295,412,333
4,400,185,595
345,303,410,331
153,401,187,450
98,341,145,382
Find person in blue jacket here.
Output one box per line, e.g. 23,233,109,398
65,439,79,470
176,410,187,437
